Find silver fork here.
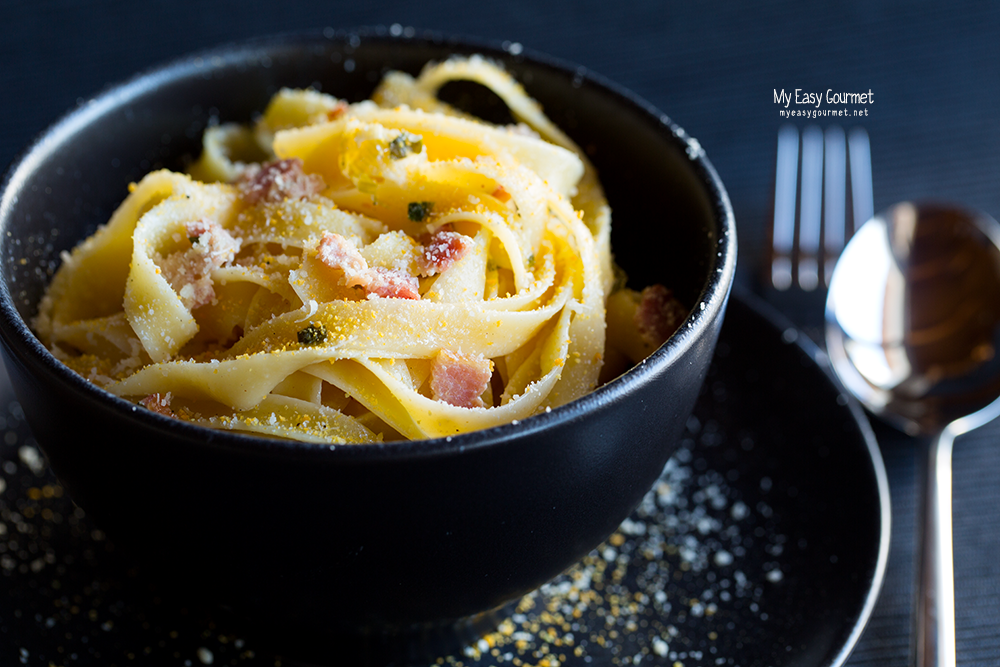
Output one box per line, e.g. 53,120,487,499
770,123,873,293
766,124,873,338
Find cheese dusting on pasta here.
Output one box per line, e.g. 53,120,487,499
34,56,685,444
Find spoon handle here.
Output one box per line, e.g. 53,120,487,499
915,430,956,667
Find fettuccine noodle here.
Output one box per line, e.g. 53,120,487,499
34,56,684,444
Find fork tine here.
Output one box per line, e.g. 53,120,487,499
765,125,870,339
797,125,824,291
848,127,874,231
823,126,847,286
771,124,799,290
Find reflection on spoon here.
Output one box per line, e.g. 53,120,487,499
826,202,1000,667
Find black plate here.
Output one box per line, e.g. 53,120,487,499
0,293,889,666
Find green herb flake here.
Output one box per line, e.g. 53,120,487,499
297,324,328,346
189,235,201,244
408,201,434,222
389,132,424,160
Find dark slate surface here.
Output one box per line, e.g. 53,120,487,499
2,2,999,665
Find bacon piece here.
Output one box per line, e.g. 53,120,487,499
141,392,174,417
316,232,420,300
317,232,368,285
430,350,493,408
490,184,511,203
160,219,240,309
634,284,686,348
326,100,349,121
417,229,473,276
238,158,326,205
364,267,420,300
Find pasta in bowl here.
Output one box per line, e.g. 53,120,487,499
36,57,679,444
0,31,734,654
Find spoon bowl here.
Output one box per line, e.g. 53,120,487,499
826,202,1000,435
826,201,1000,667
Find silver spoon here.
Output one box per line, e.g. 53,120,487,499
825,202,1000,667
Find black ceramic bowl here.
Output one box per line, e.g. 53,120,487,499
0,29,735,658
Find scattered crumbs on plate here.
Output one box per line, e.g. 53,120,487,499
0,373,788,666
447,409,786,667
0,398,259,667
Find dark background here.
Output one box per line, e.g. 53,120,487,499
3,1,1000,665
5,0,1000,284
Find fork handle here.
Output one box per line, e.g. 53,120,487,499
915,430,956,667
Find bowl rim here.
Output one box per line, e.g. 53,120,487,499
0,27,737,462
